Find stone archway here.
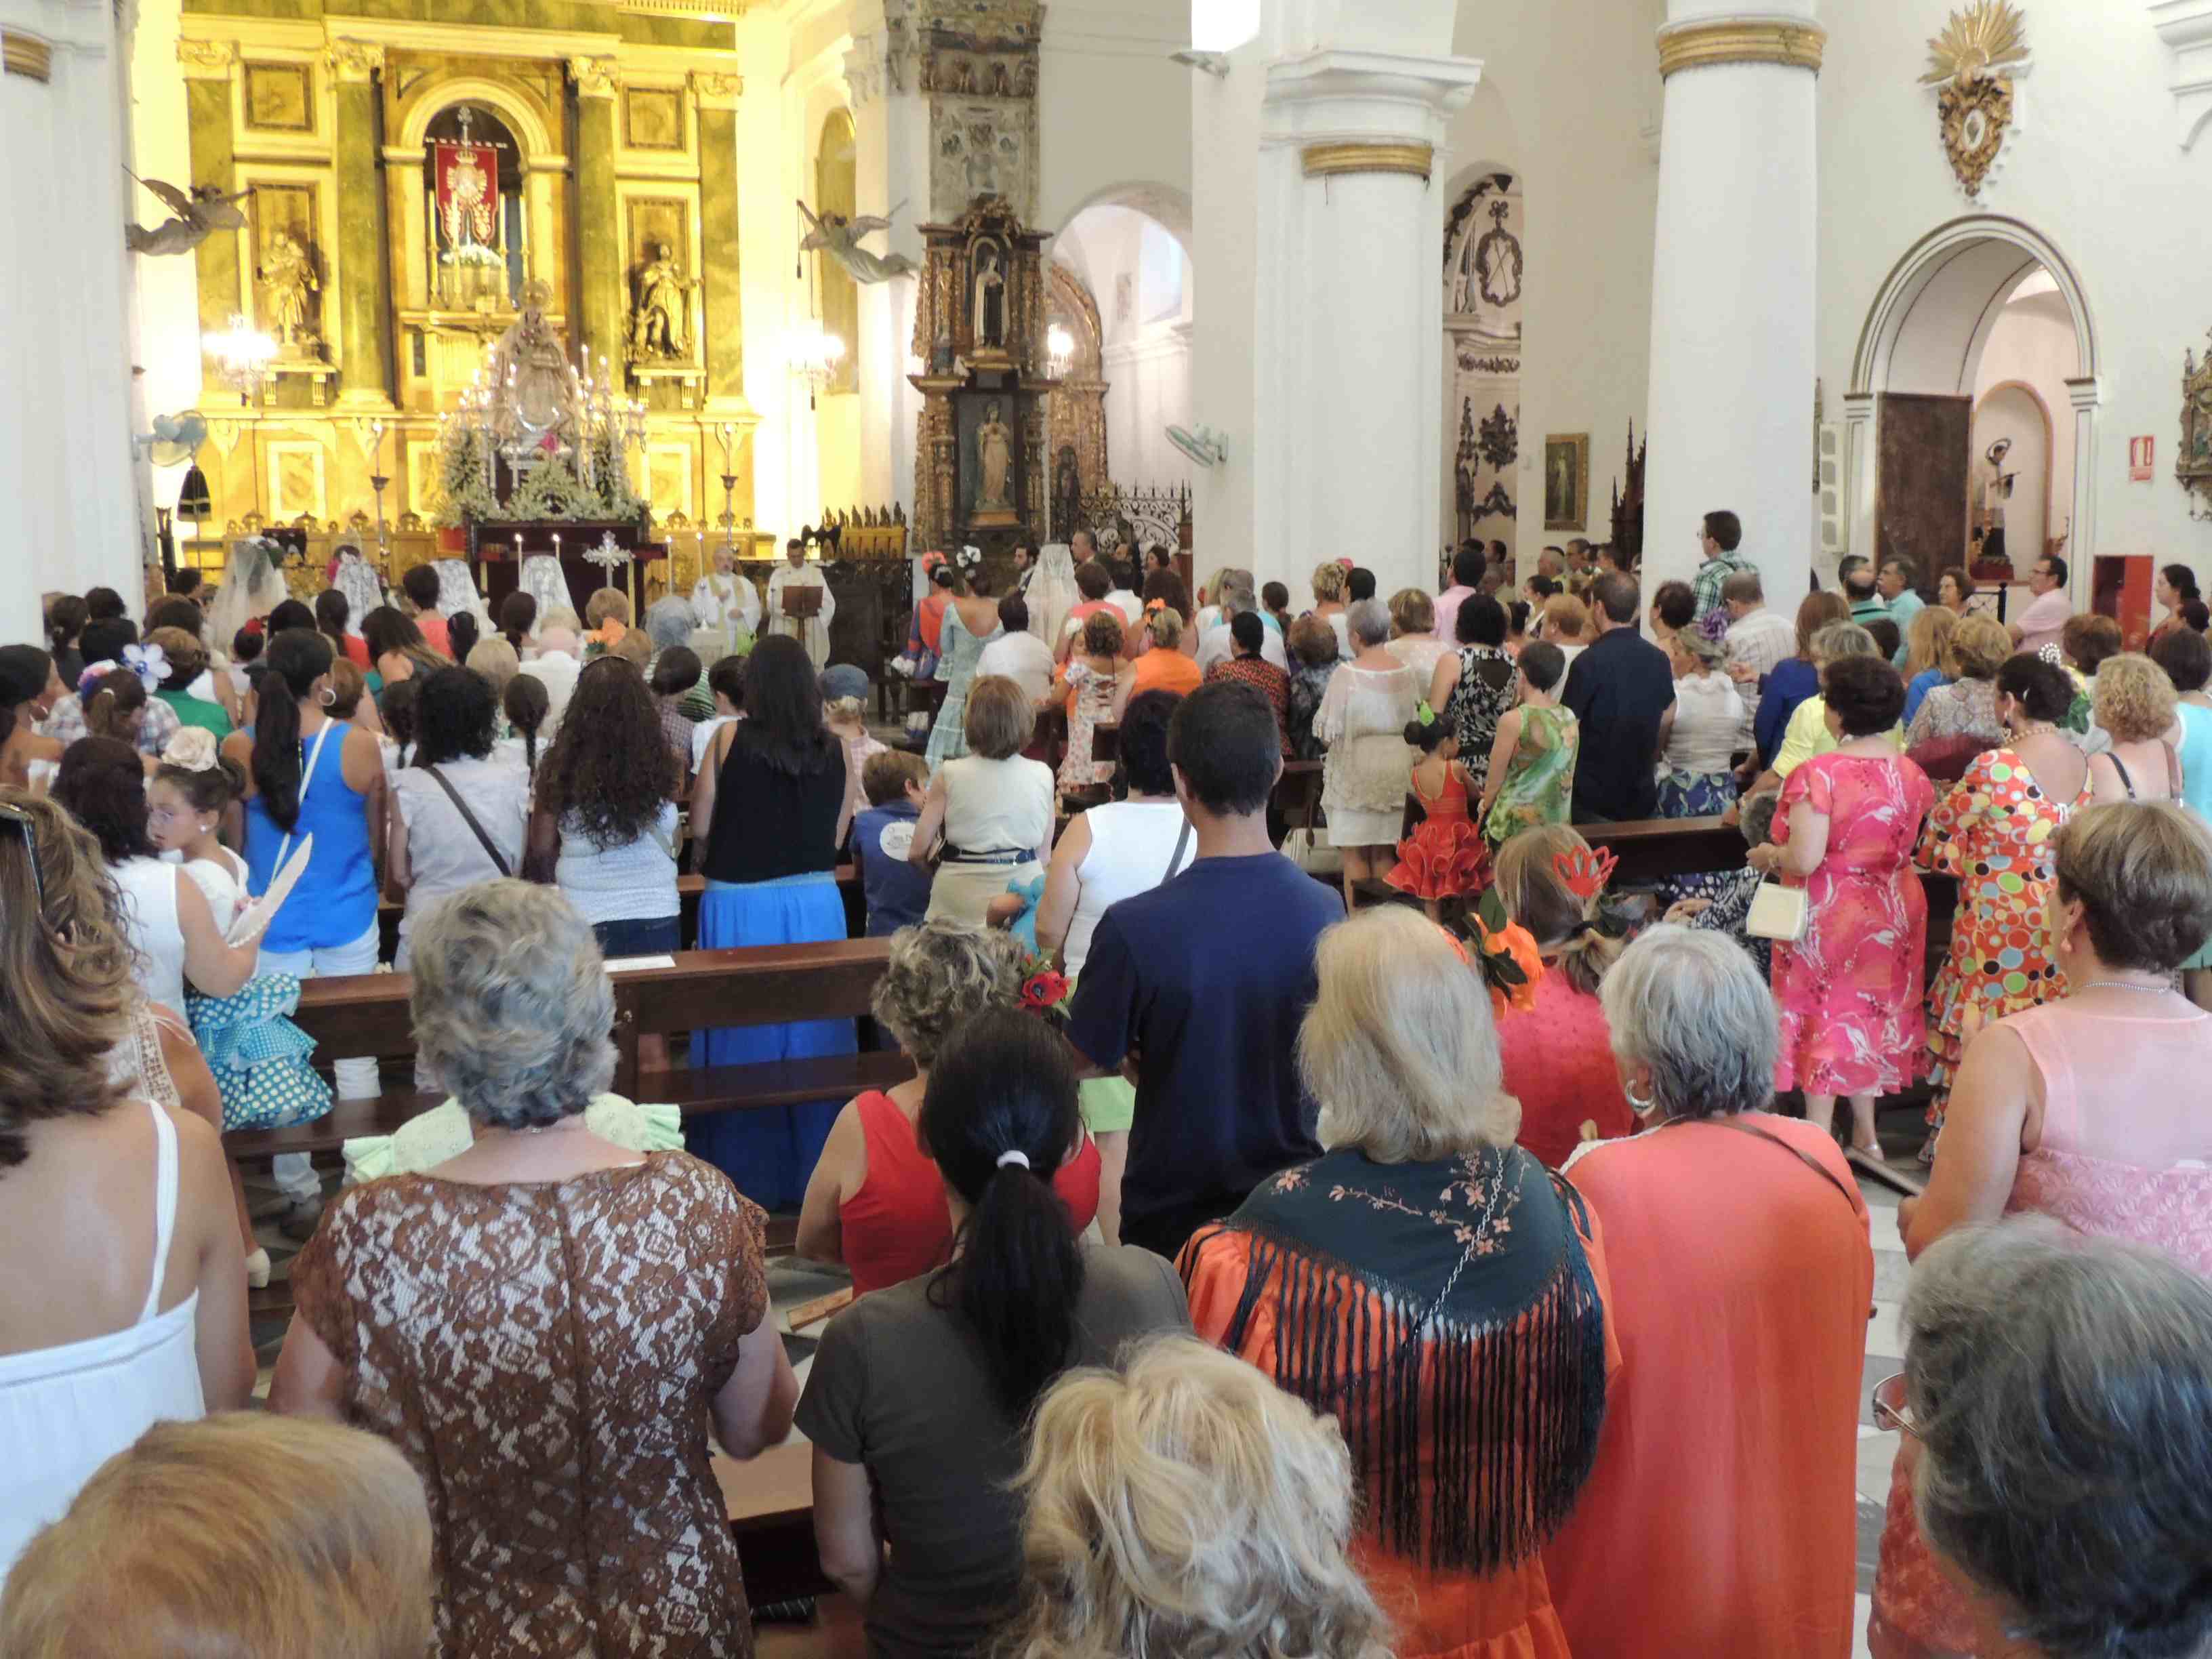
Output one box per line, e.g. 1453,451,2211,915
1845,216,2097,598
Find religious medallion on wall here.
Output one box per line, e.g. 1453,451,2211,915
1921,0,2029,200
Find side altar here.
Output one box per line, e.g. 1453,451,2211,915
909,197,1056,561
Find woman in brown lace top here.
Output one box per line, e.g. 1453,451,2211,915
270,880,798,1656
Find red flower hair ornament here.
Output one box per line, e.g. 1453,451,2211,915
1552,844,1618,901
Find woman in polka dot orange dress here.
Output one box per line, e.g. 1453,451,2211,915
1912,655,2091,1154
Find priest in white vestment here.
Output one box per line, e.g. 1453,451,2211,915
691,545,762,657
766,539,835,669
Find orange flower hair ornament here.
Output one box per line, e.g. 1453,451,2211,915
1461,892,1544,1020
1552,844,1618,901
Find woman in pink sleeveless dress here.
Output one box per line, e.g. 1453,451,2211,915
1870,801,2212,1659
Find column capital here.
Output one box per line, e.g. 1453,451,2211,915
1657,16,1826,78
1302,142,1434,181
691,69,742,110
2066,375,2103,411
569,55,619,99
324,39,384,83
1264,47,1483,146
3,30,52,81
175,35,237,79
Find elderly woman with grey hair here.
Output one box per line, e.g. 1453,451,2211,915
270,879,797,1657
1544,926,1874,1659
1877,1221,2212,1659
644,594,714,720
1315,596,1421,905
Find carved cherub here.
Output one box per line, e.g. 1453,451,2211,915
126,174,253,257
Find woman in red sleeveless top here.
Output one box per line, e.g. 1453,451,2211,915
798,922,1099,1293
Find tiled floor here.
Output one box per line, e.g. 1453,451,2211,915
1853,1172,1911,1659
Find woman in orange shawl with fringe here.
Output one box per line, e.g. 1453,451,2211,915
1181,905,1612,1659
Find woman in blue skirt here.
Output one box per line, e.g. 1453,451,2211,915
691,634,858,1207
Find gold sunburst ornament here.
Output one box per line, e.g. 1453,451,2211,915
1921,1,2030,199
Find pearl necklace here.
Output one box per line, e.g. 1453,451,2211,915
2008,721,2058,741
2076,979,2173,995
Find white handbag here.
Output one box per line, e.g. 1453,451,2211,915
1745,876,1809,943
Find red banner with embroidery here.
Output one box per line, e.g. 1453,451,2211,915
432,140,497,249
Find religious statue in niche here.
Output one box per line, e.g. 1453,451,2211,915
258,231,321,351
2179,330,2212,518
489,279,586,454
1053,445,1082,541
975,401,1015,513
1972,437,2018,571
628,241,699,361
799,199,918,283
972,243,1008,350
1921,0,2029,199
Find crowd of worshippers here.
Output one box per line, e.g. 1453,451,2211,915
3,533,2212,1659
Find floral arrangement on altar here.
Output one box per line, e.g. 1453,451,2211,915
429,415,647,529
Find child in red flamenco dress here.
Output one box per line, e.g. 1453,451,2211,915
1385,711,1490,918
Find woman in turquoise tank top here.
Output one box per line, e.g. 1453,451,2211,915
220,629,389,1229
2152,628,2212,1007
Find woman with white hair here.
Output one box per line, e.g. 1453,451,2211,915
270,880,797,1657
1879,1221,2212,1659
1543,925,1872,1659
1316,598,1420,905
1653,626,1746,816
1181,906,1612,1659
1000,1336,1390,1659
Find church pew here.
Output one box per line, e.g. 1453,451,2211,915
230,938,905,1168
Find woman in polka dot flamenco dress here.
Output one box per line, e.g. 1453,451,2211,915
1914,740,2093,1149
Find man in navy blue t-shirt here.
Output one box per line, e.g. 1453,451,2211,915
1067,679,1344,1258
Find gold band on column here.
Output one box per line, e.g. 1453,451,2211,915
1302,141,1433,182
3,31,54,81
1657,20,1826,78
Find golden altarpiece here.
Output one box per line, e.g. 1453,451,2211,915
169,1,754,599
908,196,1054,557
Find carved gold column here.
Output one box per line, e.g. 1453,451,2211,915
570,56,625,379
179,37,241,344
327,39,393,408
1642,5,1824,605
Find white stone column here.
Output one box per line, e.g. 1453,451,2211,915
1244,50,1481,600
844,15,926,514
1640,5,1824,607
1,0,142,641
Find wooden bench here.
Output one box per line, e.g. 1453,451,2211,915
232,939,909,1170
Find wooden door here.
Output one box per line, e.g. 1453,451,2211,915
1875,392,1971,591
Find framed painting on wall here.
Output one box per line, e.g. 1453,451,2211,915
266,440,327,522
623,86,686,152
243,62,314,134
1544,433,1589,532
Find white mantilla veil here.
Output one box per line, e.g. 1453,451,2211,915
1028,542,1079,647
207,539,291,645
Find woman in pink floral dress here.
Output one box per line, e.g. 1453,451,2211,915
1748,657,1933,1159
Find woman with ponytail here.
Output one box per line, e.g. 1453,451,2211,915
797,1008,1189,1654
222,629,386,1237
314,588,370,671
499,671,548,776
1491,823,1638,1167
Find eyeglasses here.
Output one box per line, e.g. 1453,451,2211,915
1871,1370,1920,1439
0,800,47,914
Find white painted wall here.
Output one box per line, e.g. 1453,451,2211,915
1039,0,1191,234
1,0,146,641
127,0,205,519
1973,382,2050,575
1818,0,2212,604
1054,203,1194,489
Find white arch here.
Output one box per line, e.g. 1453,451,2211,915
1844,215,2100,591
1050,180,1193,260
395,79,557,157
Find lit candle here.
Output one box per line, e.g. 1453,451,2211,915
514,532,523,560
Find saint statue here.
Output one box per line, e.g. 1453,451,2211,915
1052,445,1081,542
766,539,836,669
692,544,763,655
629,242,699,361
487,279,585,449
258,232,320,350
976,402,1014,512
972,247,1006,348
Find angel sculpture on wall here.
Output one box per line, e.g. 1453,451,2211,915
126,173,253,257
798,199,917,284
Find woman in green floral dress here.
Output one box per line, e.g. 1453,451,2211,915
1477,640,1578,846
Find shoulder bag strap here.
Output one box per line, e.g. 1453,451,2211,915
424,764,512,878
1684,1116,1860,1213
1162,814,1193,884
271,720,333,876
